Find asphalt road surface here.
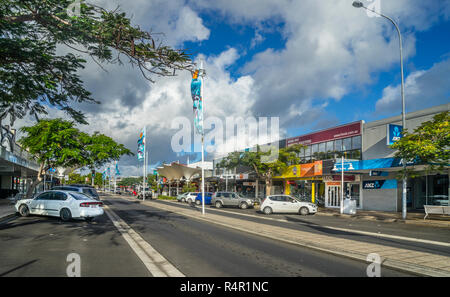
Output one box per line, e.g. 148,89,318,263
0,195,418,277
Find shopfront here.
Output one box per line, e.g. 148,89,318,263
274,161,324,203
323,174,361,208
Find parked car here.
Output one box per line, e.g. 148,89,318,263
212,192,255,209
137,191,152,200
52,185,100,200
15,190,104,221
260,195,317,215
183,192,199,204
194,192,213,205
176,192,189,202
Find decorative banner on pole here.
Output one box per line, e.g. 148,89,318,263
115,161,120,176
191,69,203,134
137,128,146,161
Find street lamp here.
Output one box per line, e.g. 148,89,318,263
352,1,407,219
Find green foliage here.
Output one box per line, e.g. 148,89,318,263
19,118,133,196
217,144,304,194
182,182,197,193
67,172,85,184
118,177,141,187
83,131,133,171
158,195,176,200
218,144,305,179
390,111,450,171
18,118,86,170
0,0,193,124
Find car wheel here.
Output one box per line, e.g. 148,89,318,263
263,207,273,215
299,207,309,216
60,208,72,222
215,201,222,208
195,200,201,205
181,198,186,203
187,199,192,204
240,202,248,209
19,204,30,217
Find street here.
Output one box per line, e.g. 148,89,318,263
0,194,431,277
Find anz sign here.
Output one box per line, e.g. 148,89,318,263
386,124,403,146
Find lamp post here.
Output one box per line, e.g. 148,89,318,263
352,1,407,219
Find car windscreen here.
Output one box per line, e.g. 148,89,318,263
70,192,92,200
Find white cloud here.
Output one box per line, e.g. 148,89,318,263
376,58,450,113
10,0,450,177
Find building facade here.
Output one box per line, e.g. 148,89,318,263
0,122,40,198
211,103,449,212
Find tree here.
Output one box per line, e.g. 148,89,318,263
19,118,87,197
0,0,193,124
67,172,85,184
390,111,449,174
82,132,132,186
118,177,141,187
19,118,133,197
218,144,304,196
182,182,197,193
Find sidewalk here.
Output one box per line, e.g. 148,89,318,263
315,207,450,228
115,195,450,277
0,198,17,221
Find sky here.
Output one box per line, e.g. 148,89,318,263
13,0,450,176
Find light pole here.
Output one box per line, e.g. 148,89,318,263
352,1,407,219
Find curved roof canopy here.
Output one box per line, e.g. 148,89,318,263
157,162,202,181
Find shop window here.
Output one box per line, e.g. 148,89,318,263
304,145,311,157
352,136,362,150
335,139,343,152
318,142,326,153
312,144,318,155
342,138,352,151
349,150,361,160
326,141,334,153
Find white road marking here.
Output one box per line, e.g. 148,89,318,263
103,204,184,277
158,199,450,248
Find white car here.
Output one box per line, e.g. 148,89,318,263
15,190,104,222
183,192,199,204
260,195,317,215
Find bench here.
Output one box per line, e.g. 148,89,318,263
424,205,450,220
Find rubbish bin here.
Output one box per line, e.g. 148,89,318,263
343,199,357,215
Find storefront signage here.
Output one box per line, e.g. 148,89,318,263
369,171,388,177
287,122,361,146
236,174,249,180
386,124,403,146
274,161,323,179
363,180,397,190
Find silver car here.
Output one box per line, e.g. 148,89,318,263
212,192,255,209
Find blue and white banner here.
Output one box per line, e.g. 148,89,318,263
363,179,397,190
